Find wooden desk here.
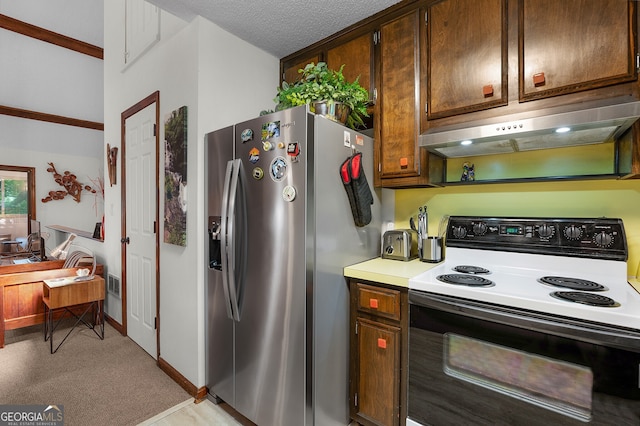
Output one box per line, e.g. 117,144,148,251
0,261,104,348
43,276,105,353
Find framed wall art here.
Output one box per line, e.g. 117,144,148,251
163,105,187,246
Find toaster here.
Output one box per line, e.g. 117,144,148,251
382,229,418,261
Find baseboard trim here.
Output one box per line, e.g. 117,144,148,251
104,314,123,335
158,356,198,397
195,386,208,402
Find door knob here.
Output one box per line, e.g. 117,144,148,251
121,237,130,244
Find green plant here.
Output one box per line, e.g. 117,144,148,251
274,62,369,129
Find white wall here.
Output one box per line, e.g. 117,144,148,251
104,1,279,387
0,0,104,257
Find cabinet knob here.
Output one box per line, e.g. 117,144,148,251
377,338,387,349
369,298,379,309
533,72,546,87
482,84,494,97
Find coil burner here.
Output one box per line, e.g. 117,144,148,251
437,274,494,287
452,265,491,274
550,291,620,307
540,276,606,291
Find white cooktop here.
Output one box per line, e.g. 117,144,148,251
409,248,640,330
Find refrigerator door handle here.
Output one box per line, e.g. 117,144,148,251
219,159,235,320
226,159,244,322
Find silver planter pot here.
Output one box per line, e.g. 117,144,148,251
311,101,350,125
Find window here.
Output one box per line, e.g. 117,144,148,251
0,165,36,243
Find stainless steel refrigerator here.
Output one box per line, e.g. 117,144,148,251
205,105,381,426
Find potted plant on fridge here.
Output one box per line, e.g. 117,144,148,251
273,62,369,130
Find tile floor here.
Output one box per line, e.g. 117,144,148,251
139,399,243,426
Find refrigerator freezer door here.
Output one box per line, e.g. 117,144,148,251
205,126,235,406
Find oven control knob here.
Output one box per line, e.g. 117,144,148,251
472,222,488,235
537,223,555,238
563,225,583,240
452,226,467,239
593,231,614,248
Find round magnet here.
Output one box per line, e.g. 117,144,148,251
282,185,296,202
263,141,273,151
241,128,253,142
252,167,264,180
270,156,287,181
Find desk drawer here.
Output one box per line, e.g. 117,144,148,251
356,283,401,320
43,277,105,309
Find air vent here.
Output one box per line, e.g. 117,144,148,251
107,274,120,298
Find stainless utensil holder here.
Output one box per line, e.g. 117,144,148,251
420,236,443,263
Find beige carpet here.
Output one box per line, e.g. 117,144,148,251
0,321,190,425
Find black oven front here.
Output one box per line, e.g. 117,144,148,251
408,290,640,426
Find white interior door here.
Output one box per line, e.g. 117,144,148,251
125,103,157,357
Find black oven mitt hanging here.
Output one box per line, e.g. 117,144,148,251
340,152,374,227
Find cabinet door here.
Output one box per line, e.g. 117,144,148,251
281,54,320,84
327,32,374,104
379,11,421,180
354,317,401,426
427,0,508,119
520,0,636,101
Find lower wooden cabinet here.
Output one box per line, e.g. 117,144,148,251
350,280,408,426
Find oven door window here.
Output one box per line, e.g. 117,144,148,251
408,300,640,426
444,333,593,422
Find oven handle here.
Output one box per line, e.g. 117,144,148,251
409,290,640,352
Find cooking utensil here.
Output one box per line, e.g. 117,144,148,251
438,214,449,238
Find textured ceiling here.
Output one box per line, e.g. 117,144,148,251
146,0,403,58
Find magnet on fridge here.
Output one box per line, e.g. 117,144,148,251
287,142,300,157
282,185,296,202
249,147,260,164
241,128,253,142
252,167,264,180
263,141,273,151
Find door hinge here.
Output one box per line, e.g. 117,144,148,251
154,220,157,233
354,392,358,407
373,88,378,103
425,10,428,24
154,317,157,330
355,322,358,335
636,53,639,72
373,30,380,45
425,102,429,114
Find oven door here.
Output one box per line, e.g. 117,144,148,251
408,290,640,426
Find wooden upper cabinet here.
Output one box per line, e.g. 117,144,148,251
379,10,421,179
520,0,636,101
427,0,508,119
327,32,375,104
282,55,320,84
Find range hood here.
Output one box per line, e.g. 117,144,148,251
419,97,640,158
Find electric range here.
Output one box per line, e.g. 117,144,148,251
406,216,640,426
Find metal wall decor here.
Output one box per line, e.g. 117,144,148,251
42,162,98,203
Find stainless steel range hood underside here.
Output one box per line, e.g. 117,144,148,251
419,98,640,158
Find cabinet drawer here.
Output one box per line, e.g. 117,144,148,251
356,283,401,320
